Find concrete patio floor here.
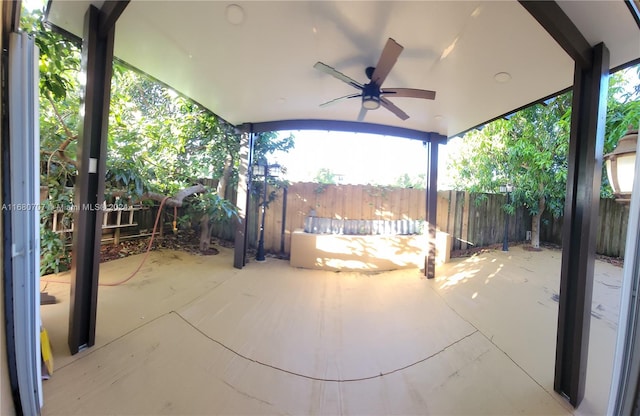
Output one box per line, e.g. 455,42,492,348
39,245,622,415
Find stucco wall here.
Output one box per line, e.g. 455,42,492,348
290,230,452,272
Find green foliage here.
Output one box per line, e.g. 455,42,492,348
601,68,640,198
394,173,426,189
20,5,296,265
249,133,294,205
39,183,73,275
448,65,640,221
186,190,239,224
22,7,80,102
254,132,295,163
39,227,71,275
313,168,341,184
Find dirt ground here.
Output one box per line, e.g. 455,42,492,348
102,234,625,270
99,229,233,262
450,240,624,267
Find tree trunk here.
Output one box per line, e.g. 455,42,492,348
216,155,232,200
139,184,208,243
143,184,206,207
531,184,546,249
531,212,541,249
199,214,210,251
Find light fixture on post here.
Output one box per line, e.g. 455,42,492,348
499,183,514,252
604,126,638,204
252,162,281,262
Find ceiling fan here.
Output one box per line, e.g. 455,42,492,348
314,38,436,121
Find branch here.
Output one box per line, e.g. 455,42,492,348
142,184,206,207
46,92,78,143
45,93,79,171
53,148,78,170
42,149,78,175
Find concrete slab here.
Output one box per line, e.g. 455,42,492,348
433,246,622,416
40,245,620,415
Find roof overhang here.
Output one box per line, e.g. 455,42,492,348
45,0,640,138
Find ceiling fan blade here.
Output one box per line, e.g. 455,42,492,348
370,38,404,86
380,97,409,120
314,62,363,90
357,107,368,122
382,88,436,100
320,93,362,107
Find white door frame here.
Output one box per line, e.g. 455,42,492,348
8,31,42,414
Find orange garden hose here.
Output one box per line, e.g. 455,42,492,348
41,196,170,287
173,206,177,232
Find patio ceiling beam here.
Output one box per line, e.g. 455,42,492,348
249,119,447,143
626,0,640,29
98,0,130,39
554,42,609,408
519,0,592,69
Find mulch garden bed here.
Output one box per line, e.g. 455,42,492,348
99,229,233,263
450,240,624,267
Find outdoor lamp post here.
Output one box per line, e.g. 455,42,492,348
252,162,281,262
499,183,513,251
604,126,638,204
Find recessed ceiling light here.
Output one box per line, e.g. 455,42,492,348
225,4,245,25
494,72,512,83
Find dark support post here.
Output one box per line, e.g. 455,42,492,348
256,172,267,262
68,5,119,354
280,186,288,257
233,129,254,269
424,139,439,279
554,42,609,407
502,190,510,252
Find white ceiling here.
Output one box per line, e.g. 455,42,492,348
47,1,640,138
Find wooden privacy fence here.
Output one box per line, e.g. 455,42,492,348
256,183,530,256
253,183,629,259
261,182,441,255
540,198,630,258
84,182,627,258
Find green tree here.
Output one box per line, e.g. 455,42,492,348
394,173,426,189
313,168,341,184
22,6,295,271
22,7,81,274
448,67,639,249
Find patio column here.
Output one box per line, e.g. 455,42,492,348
554,42,609,407
68,2,127,354
233,127,255,268
424,139,439,279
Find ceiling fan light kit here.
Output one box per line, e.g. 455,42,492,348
362,84,381,110
314,37,436,121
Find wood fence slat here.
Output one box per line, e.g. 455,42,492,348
253,182,629,258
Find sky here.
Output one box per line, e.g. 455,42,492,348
272,130,458,189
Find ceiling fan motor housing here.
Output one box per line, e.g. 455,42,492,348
362,83,381,110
